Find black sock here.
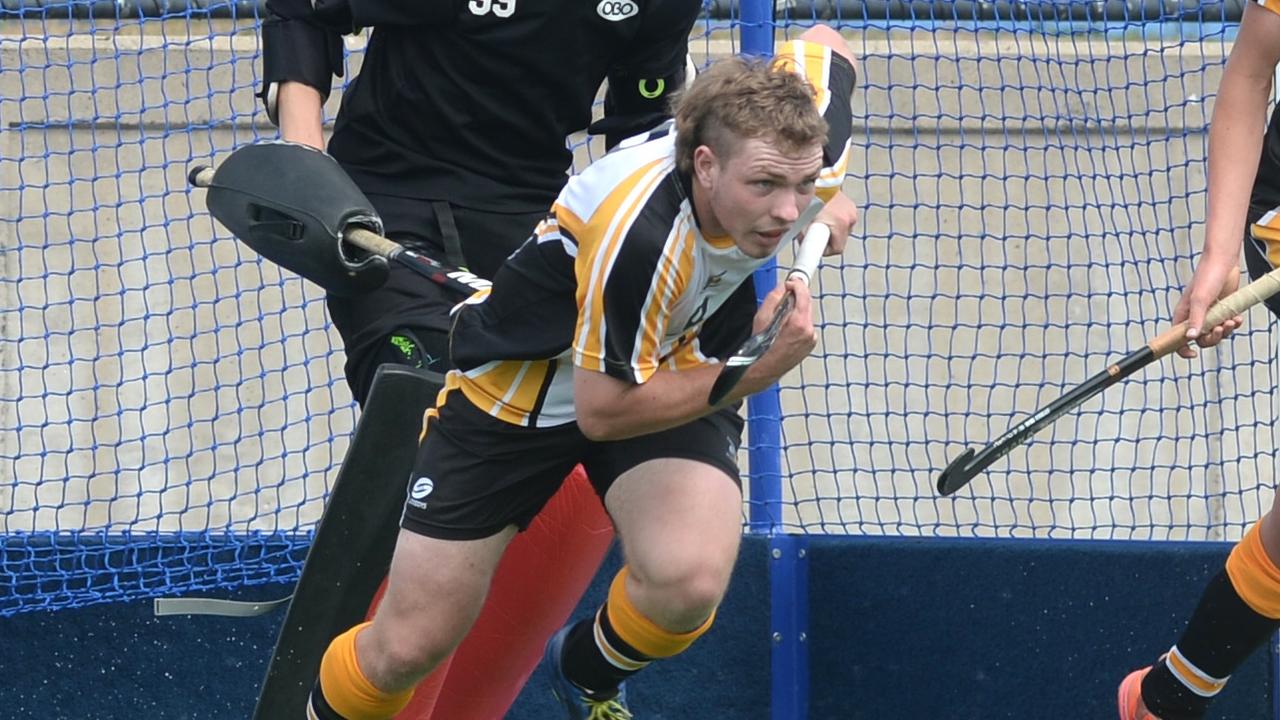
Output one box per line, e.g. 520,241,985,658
308,678,348,720
1142,570,1279,718
559,605,652,697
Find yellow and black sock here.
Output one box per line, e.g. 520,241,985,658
1142,523,1280,719
560,566,715,697
307,623,415,720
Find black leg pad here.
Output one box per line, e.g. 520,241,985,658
252,364,443,720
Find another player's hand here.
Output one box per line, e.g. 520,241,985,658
816,191,858,256
1172,254,1243,358
753,278,818,377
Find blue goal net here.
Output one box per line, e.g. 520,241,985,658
0,0,1273,617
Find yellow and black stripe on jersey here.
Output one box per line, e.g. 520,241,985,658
773,39,857,202
451,133,746,428
448,39,857,428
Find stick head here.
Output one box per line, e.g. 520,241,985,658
707,292,795,406
935,448,978,496
707,363,750,407
705,218,826,407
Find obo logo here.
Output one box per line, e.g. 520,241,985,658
597,0,638,21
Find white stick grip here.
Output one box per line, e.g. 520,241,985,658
1149,265,1280,358
787,223,830,286
1204,265,1280,328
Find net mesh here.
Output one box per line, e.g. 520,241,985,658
0,1,1273,617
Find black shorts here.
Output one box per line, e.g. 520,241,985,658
324,192,546,404
400,388,746,541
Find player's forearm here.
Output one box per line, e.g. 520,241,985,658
1202,52,1273,261
575,365,723,441
573,360,792,441
258,7,342,130
277,81,326,149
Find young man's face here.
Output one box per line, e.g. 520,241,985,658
693,136,823,258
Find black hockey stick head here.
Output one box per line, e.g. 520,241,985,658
707,365,749,408
708,292,795,405
936,448,979,496
706,212,828,407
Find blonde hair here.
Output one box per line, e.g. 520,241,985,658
674,56,827,175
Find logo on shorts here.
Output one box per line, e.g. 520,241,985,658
408,476,435,509
597,0,638,22
725,436,739,461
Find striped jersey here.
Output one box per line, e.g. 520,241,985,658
447,40,857,428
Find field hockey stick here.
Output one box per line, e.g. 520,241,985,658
189,164,490,298
707,206,830,406
936,264,1280,496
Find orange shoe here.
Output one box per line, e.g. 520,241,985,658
1118,667,1161,720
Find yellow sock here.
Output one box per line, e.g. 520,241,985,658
604,566,715,659
313,622,414,720
1225,522,1280,619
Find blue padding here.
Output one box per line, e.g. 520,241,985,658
4,535,1271,718
808,536,1272,719
0,538,771,719
0,581,291,718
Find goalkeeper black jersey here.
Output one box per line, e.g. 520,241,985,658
261,0,701,213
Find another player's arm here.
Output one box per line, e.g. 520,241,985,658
1174,1,1280,355
276,84,326,149
573,278,816,442
258,0,346,148
775,29,859,253
1206,3,1280,258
